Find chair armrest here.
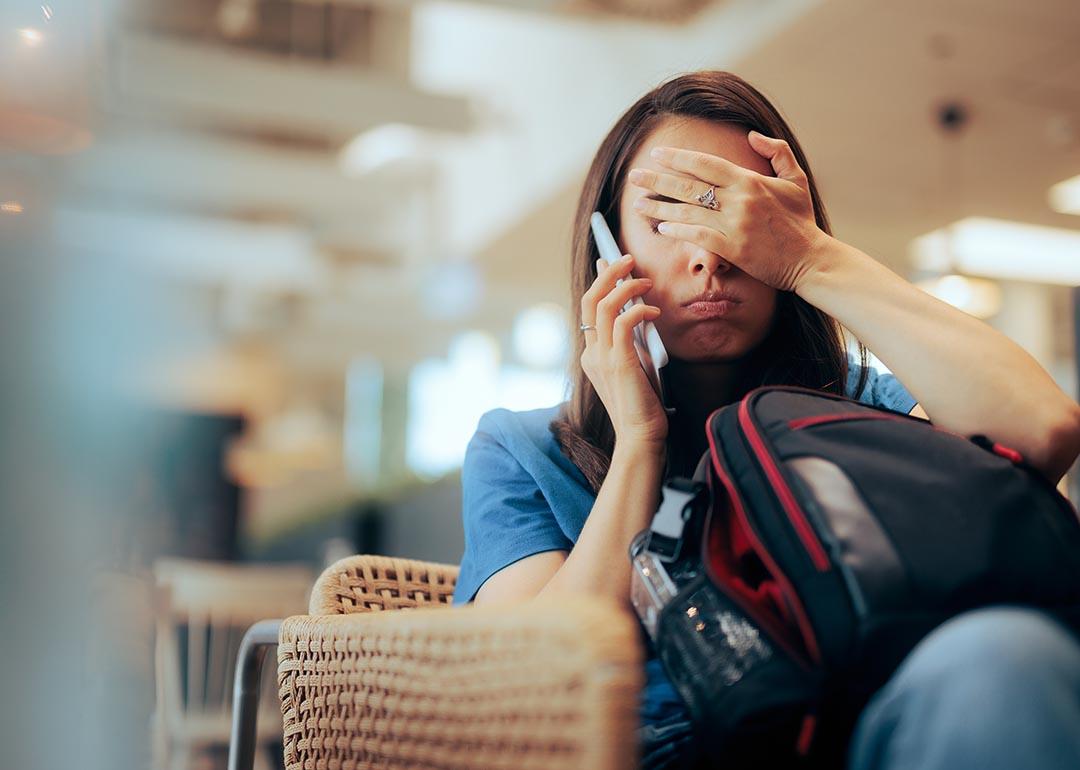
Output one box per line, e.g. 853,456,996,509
228,620,282,770
278,595,643,770
309,554,458,615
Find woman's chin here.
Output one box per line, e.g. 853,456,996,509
665,332,744,362
668,343,754,364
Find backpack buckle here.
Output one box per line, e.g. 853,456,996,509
648,478,708,563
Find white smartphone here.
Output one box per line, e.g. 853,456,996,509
590,211,673,414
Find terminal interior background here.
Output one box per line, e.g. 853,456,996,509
2,1,1080,769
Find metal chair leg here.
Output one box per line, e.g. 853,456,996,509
227,620,282,770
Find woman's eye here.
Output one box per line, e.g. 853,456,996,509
647,218,663,235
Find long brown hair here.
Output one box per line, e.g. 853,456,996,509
551,70,870,493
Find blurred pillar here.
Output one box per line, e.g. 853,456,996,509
353,501,385,556
991,281,1078,499
380,366,412,487
991,281,1055,369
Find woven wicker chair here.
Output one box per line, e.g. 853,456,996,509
227,554,644,770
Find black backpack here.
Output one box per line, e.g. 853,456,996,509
629,385,1080,766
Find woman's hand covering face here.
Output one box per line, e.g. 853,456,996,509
627,130,830,294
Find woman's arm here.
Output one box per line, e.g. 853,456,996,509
473,440,664,608
533,439,666,606
798,236,1080,485
628,137,1080,484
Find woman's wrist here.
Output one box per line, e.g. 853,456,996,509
613,437,667,466
794,234,864,302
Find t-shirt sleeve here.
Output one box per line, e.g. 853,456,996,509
452,411,573,605
846,355,918,415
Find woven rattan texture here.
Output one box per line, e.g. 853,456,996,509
310,556,458,616
278,598,642,770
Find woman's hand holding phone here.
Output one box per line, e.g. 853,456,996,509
579,254,669,449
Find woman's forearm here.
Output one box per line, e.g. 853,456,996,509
797,236,1080,482
537,439,666,606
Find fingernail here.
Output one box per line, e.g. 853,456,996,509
650,147,666,159
628,169,644,184
622,254,633,262
657,222,670,234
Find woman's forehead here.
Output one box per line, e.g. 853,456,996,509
631,117,774,178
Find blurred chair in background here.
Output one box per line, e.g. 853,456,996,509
154,559,314,770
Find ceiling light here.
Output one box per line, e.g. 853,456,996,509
1049,174,1080,216
19,28,43,46
224,402,339,487
217,0,257,38
338,123,428,177
512,303,568,368
420,261,482,321
1,201,24,214
910,217,1080,286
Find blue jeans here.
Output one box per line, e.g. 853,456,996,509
639,606,1080,769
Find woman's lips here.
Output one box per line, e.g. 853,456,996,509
685,300,739,317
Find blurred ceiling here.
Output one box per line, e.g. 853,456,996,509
38,0,1080,379
735,0,1080,269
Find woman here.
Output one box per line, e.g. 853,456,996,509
451,71,1080,769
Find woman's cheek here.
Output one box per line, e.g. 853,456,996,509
753,296,782,338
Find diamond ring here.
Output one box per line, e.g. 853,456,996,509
696,185,719,210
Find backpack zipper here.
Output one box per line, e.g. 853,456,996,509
788,412,907,431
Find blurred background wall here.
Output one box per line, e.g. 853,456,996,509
3,1,1079,769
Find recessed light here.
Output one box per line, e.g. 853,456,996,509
19,28,43,46
910,217,1080,286
338,124,428,177
1049,175,1080,216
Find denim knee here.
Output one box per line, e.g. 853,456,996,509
892,605,1080,689
848,606,1080,770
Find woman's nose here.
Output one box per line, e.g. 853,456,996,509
689,245,732,275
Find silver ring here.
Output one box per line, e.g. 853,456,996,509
696,185,719,210
579,323,597,333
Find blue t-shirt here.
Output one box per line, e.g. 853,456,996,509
451,356,917,726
